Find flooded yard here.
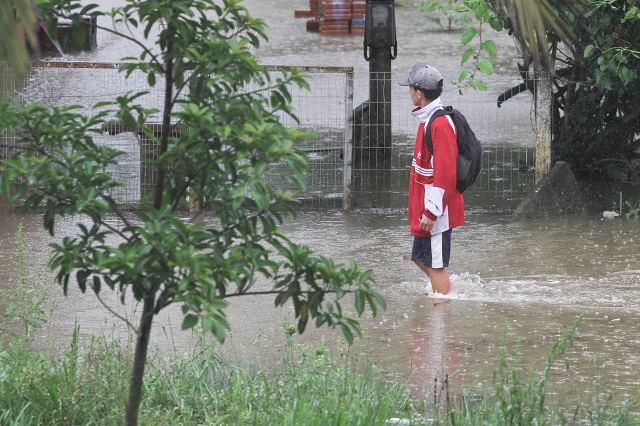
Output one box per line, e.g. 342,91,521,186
0,0,638,412
1,208,639,408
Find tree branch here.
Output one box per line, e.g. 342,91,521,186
91,284,140,335
96,25,162,69
223,289,341,299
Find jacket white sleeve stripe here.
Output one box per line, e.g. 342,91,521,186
412,159,434,176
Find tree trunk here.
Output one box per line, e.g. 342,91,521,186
153,37,174,211
126,28,172,426
125,292,156,426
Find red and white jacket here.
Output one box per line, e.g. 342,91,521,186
409,98,465,237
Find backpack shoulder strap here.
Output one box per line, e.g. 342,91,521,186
424,106,455,154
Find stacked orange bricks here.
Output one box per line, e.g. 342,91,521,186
294,0,320,18
351,0,366,35
294,0,367,35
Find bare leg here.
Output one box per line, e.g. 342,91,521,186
413,260,451,295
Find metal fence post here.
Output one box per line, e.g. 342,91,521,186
343,68,354,211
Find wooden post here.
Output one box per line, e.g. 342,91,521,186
534,69,552,185
188,187,199,213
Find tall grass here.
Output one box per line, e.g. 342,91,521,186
0,327,417,425
2,317,639,425
2,314,638,425
0,224,51,341
426,315,638,425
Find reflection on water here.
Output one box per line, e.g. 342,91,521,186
402,298,457,400
274,209,640,406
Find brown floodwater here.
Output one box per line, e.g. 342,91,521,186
1,208,639,409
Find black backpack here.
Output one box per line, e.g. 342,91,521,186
425,106,483,193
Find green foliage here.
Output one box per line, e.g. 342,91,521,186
624,199,640,219
582,0,640,90
490,316,582,424
454,0,501,92
0,0,385,423
0,328,415,425
429,314,637,425
418,0,500,92
418,0,473,30
0,0,37,82
551,0,640,175
0,328,135,424
1,0,384,346
1,311,637,425
429,0,640,177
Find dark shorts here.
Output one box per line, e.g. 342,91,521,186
411,230,452,268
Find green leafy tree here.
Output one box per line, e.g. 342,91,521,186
500,0,640,178
423,0,640,180
0,0,37,81
0,0,385,424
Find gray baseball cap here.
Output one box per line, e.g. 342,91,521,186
398,64,443,90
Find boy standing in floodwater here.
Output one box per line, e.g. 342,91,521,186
399,64,465,295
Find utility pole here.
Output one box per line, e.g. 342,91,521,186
354,0,396,206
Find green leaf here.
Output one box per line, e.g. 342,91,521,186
79,4,100,15
584,44,596,58
419,16,442,26
71,19,86,49
619,66,631,85
477,59,494,76
44,199,56,235
77,270,89,293
0,174,10,198
355,290,364,315
476,79,488,91
458,68,470,83
418,1,443,13
104,276,115,290
481,40,498,57
297,303,308,334
340,323,354,345
461,28,477,45
488,17,503,32
356,268,373,286
182,313,198,330
461,48,474,65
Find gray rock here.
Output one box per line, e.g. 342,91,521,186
514,161,584,218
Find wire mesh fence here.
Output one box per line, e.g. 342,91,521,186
0,62,19,167
353,71,537,211
260,66,354,209
1,61,537,211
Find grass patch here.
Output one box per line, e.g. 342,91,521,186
1,317,638,425
0,329,416,425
